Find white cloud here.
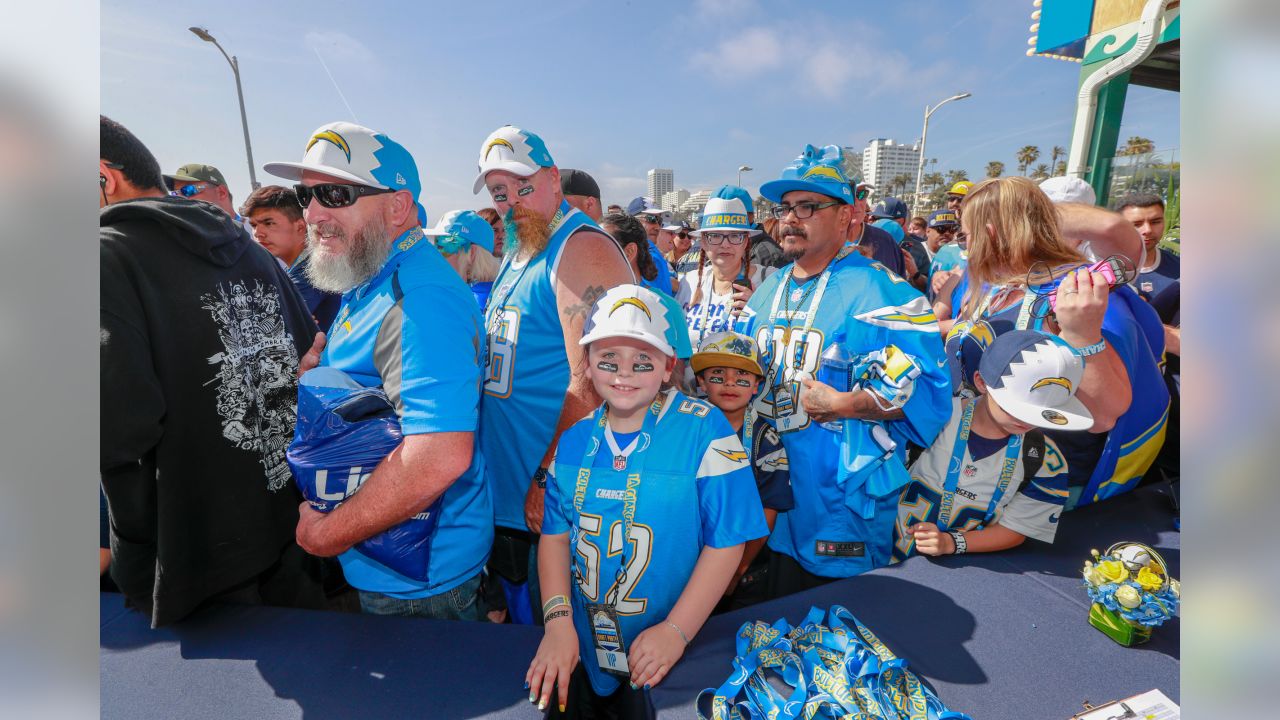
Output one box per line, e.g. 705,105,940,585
304,30,376,66
690,27,782,78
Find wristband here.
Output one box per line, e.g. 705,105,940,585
949,530,967,555
544,609,571,623
665,619,691,646
542,594,569,617
1075,338,1107,357
532,467,548,489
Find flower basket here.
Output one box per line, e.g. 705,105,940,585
1081,542,1178,647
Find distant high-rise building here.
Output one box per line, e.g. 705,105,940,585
647,169,674,207
679,189,713,222
661,189,690,213
841,146,864,184
861,139,921,196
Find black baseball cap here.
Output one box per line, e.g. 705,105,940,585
560,168,600,200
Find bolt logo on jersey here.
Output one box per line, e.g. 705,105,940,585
307,129,352,162
541,388,768,696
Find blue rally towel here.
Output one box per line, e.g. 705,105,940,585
287,367,442,581
696,605,972,720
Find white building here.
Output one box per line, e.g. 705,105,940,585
861,139,920,195
679,189,712,221
647,169,674,208
661,189,689,213
841,146,864,184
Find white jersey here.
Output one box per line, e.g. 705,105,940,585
677,264,772,393
893,398,1070,562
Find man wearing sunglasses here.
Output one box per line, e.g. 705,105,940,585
743,143,951,595
263,121,494,622
240,185,341,332
626,196,678,295
165,163,252,236
100,116,326,626
473,125,633,622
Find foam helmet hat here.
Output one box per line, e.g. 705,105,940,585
263,121,421,202
579,284,677,358
694,196,753,235
712,184,754,215
472,125,555,193
423,209,495,254
690,330,764,377
759,144,854,204
626,196,664,216
947,180,975,196
977,329,1093,431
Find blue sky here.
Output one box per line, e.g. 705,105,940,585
102,0,1179,215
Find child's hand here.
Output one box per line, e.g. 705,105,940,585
910,522,956,556
628,620,688,691
525,618,579,713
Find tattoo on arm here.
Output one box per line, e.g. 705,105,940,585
563,285,607,320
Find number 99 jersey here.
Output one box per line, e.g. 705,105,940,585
542,388,769,696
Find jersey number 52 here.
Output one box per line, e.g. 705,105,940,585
575,513,652,615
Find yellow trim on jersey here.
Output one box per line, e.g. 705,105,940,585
1094,407,1169,498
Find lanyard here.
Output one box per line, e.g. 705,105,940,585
484,201,574,329
972,282,1043,332
572,391,667,605
937,399,1023,531
739,405,757,467
696,270,732,344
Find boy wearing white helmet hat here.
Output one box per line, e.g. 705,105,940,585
894,329,1080,561
526,285,767,716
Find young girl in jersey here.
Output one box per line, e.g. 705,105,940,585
893,329,1086,562
526,284,767,719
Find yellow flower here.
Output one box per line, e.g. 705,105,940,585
1137,567,1164,592
1095,560,1128,584
1115,584,1142,609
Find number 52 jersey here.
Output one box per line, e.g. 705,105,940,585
542,389,769,696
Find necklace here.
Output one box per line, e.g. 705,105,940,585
779,273,821,345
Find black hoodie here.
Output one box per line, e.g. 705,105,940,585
100,197,319,626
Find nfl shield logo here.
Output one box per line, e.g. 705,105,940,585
613,455,627,472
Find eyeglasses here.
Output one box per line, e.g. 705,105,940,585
770,200,841,220
639,214,662,224
177,183,209,198
294,183,396,209
676,231,689,239
701,232,748,246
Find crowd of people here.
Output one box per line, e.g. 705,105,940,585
99,114,1179,718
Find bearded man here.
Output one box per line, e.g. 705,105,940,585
473,126,633,623
263,122,494,620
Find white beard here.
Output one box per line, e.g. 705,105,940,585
305,215,392,293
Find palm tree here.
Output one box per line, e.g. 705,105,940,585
1055,160,1067,176
945,169,969,186
1120,136,1156,156
1049,146,1065,175
923,172,945,192
1031,163,1050,180
891,173,913,197
984,161,1004,178
1016,145,1040,176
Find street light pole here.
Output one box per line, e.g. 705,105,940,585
738,165,752,187
190,27,260,190
912,92,971,216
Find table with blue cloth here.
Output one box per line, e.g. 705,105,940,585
101,483,1179,719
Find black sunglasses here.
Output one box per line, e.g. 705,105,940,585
294,183,396,209
639,214,662,224
677,231,689,239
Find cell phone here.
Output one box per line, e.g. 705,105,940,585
1045,255,1135,311
734,269,752,290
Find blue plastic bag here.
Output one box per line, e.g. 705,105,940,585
287,367,441,581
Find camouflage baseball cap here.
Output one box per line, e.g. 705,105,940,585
166,163,228,188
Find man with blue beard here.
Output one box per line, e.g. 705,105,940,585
474,126,634,622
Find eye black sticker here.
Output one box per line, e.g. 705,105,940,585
517,185,535,197
632,363,655,373
734,378,753,387
596,361,619,372
706,375,726,384
492,192,508,203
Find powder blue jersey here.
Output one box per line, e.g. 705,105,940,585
743,250,952,577
481,203,605,530
321,227,492,598
543,389,769,696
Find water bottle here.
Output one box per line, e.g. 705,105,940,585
816,336,855,432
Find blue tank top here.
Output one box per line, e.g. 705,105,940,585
480,202,603,530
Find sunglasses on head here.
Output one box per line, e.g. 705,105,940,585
854,186,870,201
177,183,209,198
294,183,396,209
433,233,472,256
